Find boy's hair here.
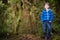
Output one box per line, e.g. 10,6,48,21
44,2,50,6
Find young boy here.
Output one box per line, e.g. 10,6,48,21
40,2,54,40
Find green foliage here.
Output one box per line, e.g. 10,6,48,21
11,0,20,3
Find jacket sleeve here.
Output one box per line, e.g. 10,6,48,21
49,10,54,22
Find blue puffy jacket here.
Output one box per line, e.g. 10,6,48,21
40,9,54,22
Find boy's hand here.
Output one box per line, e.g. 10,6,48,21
49,21,51,23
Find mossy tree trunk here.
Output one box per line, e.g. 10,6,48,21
19,0,37,34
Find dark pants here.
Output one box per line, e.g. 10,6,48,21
42,21,52,39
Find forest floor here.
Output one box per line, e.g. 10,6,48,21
1,34,45,40
1,34,55,40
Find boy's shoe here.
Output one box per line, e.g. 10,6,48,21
45,37,48,40
47,38,52,40
47,36,52,40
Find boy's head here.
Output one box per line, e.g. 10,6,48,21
44,2,50,9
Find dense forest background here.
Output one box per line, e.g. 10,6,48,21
0,0,60,40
